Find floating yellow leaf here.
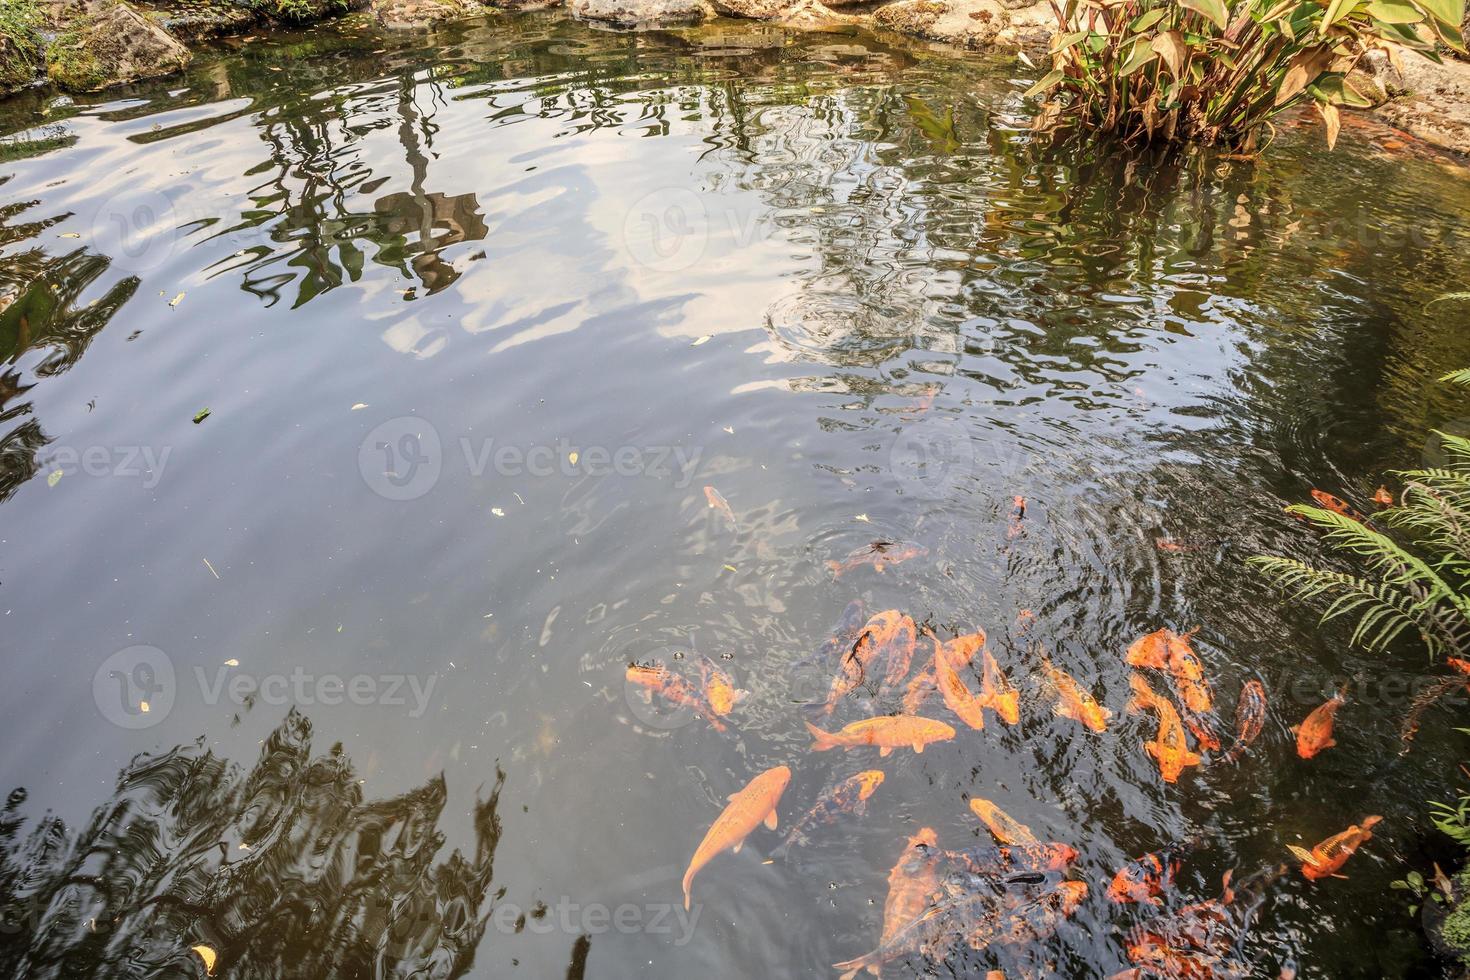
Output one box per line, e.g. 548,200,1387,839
169,292,185,308
139,701,151,713
691,335,711,346
224,659,239,667
351,403,368,410
47,469,63,487
190,944,218,976
60,232,80,239
569,451,579,466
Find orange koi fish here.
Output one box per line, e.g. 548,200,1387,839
797,599,867,673
1293,685,1346,759
936,634,988,730
822,610,916,714
1288,816,1382,880
882,828,942,948
627,663,726,732
1041,655,1112,733
1128,674,1202,783
834,870,996,980
1308,489,1369,524
805,716,956,757
1108,848,1183,905
1006,495,1027,540
943,630,987,668
979,648,1021,725
778,770,885,855
682,765,790,909
1221,680,1267,765
826,540,928,579
1126,628,1218,751
700,657,744,717
902,659,937,715
703,485,736,526
1155,537,1204,553
969,798,1038,845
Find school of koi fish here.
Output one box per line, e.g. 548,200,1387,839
623,487,1390,978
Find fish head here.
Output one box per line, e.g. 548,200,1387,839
910,827,939,850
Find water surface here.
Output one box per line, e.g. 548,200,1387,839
3,12,1470,977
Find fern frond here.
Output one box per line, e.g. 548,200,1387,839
1246,555,1440,654
1440,367,1470,386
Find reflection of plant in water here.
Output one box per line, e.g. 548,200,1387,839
0,710,506,978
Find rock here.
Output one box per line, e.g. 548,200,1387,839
0,1,45,95
45,0,190,92
372,0,478,28
776,0,853,27
709,0,792,17
873,0,1053,50
141,0,261,42
483,0,561,9
1372,48,1470,156
569,0,712,27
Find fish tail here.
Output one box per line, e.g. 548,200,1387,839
831,955,874,980
682,870,693,911
805,720,839,751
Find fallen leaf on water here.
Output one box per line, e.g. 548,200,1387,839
723,426,734,434
691,335,711,346
193,408,211,424
202,557,220,579
723,564,737,572
1016,48,1035,68
855,513,870,523
60,232,80,239
224,658,239,666
351,403,368,411
139,701,150,713
169,292,185,307
491,507,505,517
190,944,218,976
569,451,579,466
47,469,63,487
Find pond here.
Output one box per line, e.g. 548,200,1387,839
3,10,1470,978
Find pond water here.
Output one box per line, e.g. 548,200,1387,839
4,11,1470,978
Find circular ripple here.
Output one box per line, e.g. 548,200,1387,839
764,291,916,365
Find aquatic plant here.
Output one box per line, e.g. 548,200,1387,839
0,0,44,92
1027,0,1467,149
1248,369,1470,658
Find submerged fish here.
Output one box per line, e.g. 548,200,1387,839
1308,488,1370,524
1126,628,1219,751
833,875,997,980
948,841,1079,877
1221,680,1267,765
1128,673,1202,783
969,798,1038,845
966,879,1087,952
703,485,737,526
805,716,956,757
1040,655,1112,733
902,658,938,715
979,647,1021,725
797,599,868,673
682,765,790,910
881,828,943,949
778,770,885,854
700,657,744,717
822,610,916,714
627,663,726,732
1289,816,1381,880
826,540,928,579
1293,685,1346,759
1109,848,1183,905
935,634,989,730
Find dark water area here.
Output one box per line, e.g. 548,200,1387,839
3,10,1470,977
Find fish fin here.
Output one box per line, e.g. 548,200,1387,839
765,809,779,831
1322,738,1336,749
805,720,837,752
1289,724,1300,735
733,840,743,854
1145,743,1159,759
682,869,694,911
1285,845,1316,864
1332,873,1348,879
1184,751,1202,765
913,741,925,753
880,746,893,758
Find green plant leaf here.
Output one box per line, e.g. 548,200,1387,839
1181,0,1230,29
1119,37,1159,74
1364,0,1424,22
1130,8,1168,31
1024,69,1065,98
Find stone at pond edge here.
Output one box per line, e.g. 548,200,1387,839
872,0,1053,51
372,0,479,29
142,0,261,43
570,0,713,28
45,0,190,92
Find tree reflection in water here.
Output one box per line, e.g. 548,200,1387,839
0,710,513,978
